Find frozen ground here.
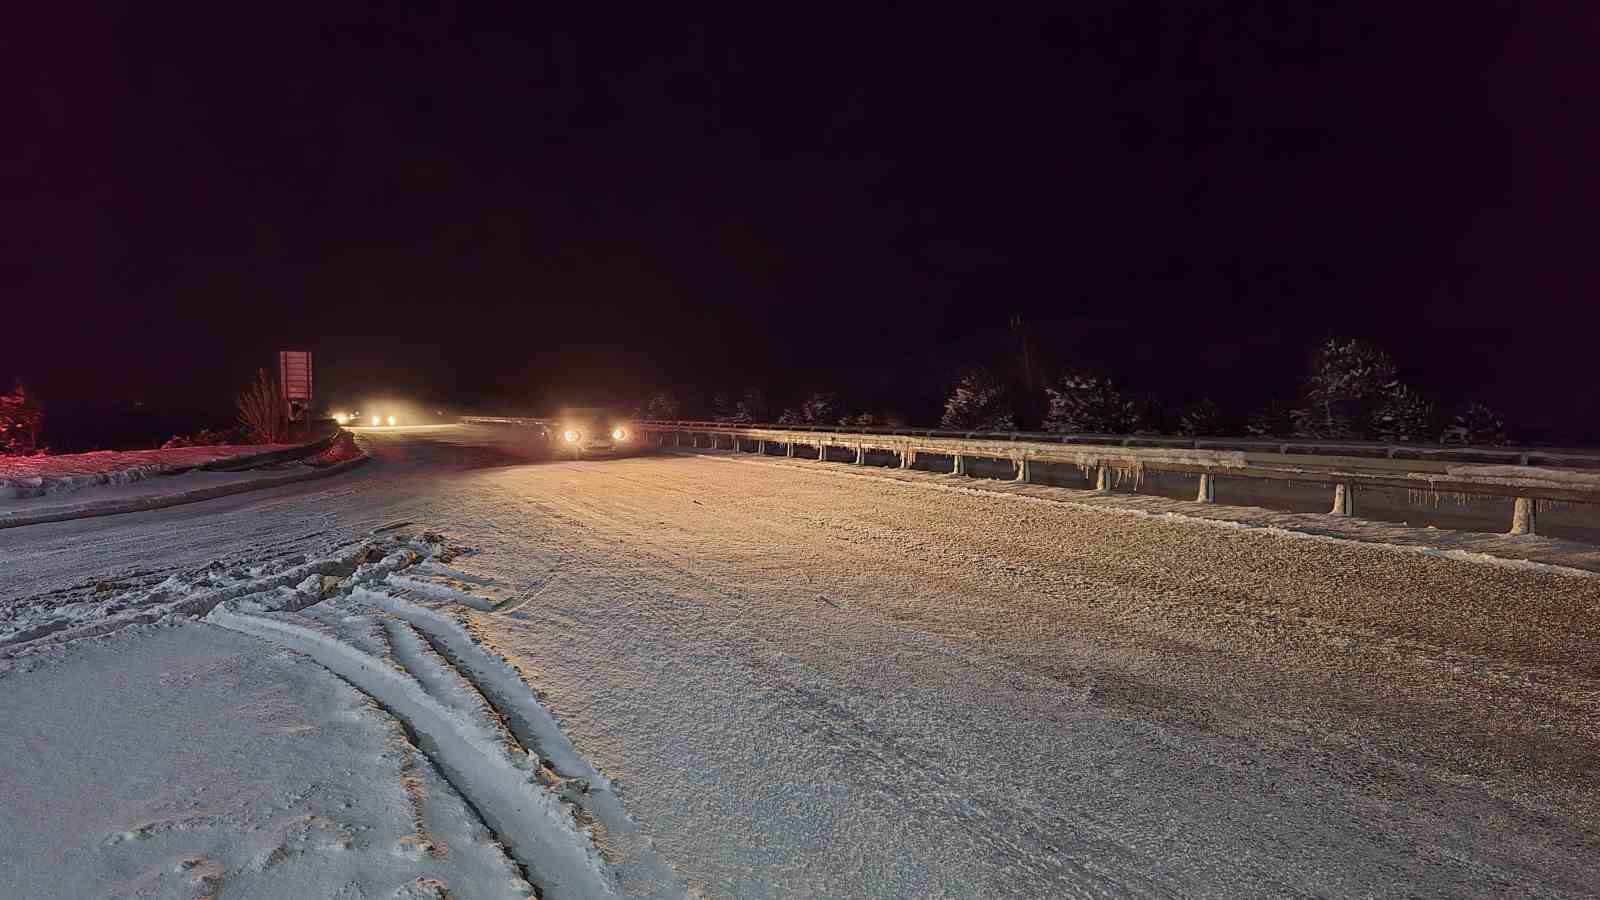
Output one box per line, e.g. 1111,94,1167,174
2,425,1598,898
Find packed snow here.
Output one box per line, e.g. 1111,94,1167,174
2,425,1598,897
3,527,684,898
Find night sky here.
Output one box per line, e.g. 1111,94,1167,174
11,4,1600,443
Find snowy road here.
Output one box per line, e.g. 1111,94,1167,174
3,424,1598,898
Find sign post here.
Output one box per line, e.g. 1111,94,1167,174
278,351,314,439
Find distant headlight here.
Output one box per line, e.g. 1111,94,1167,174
387,416,396,426
371,415,381,426
333,413,348,425
611,428,626,441
564,430,580,442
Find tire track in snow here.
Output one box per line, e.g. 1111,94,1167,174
204,606,611,900
371,590,692,898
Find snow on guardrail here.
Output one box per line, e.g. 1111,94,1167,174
618,419,1600,537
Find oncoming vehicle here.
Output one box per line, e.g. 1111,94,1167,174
332,409,398,427
331,405,400,425
548,407,633,459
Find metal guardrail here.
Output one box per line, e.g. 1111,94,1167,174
620,419,1600,537
458,416,554,427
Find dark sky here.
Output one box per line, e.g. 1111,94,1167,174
10,3,1600,440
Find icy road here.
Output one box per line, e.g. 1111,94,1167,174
2,424,1598,898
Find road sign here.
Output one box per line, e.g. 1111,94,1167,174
279,351,313,422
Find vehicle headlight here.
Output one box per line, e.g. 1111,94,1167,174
611,428,626,441
564,430,580,442
387,415,396,426
333,413,348,425
371,415,381,426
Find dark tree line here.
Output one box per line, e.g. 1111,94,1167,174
0,383,44,455
641,336,1516,446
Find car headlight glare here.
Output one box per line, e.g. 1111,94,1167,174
611,428,626,440
371,415,381,426
564,430,580,442
387,416,396,426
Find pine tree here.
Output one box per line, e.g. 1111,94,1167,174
644,392,681,420
1447,401,1511,445
0,383,44,455
940,368,1016,431
733,387,768,424
1246,400,1294,438
1292,337,1399,439
1370,383,1434,442
711,392,737,423
1177,398,1222,436
1042,373,1139,434
778,392,839,426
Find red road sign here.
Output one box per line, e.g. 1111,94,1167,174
279,351,313,421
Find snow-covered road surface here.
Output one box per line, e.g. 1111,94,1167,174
2,424,1598,898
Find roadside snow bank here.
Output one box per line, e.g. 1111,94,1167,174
0,443,292,499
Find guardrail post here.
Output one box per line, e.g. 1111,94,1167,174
854,445,865,466
1511,497,1537,535
1196,473,1215,503
758,439,766,455
901,447,914,469
1015,456,1030,483
1330,482,1355,516
952,453,965,476
816,443,827,462
1094,467,1112,494
786,441,795,458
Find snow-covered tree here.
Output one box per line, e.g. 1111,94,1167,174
1246,400,1294,438
1177,398,1222,437
0,383,44,455
1370,383,1434,442
1446,401,1511,445
644,392,681,420
778,391,839,427
734,387,768,424
940,368,1016,431
1042,372,1139,434
1133,393,1170,435
1292,337,1402,439
713,387,770,424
